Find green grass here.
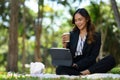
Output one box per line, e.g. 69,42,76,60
0,75,120,80
0,65,120,80
0,72,120,80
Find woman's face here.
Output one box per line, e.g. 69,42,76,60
74,13,88,31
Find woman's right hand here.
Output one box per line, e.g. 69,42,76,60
62,32,70,48
62,35,67,48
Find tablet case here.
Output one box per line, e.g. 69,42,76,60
49,48,72,66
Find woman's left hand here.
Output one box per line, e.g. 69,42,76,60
72,63,78,68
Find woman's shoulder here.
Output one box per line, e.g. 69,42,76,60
94,32,101,37
94,32,101,36
94,32,101,41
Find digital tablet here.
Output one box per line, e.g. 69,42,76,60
49,48,72,66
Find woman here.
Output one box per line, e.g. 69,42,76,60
56,8,116,75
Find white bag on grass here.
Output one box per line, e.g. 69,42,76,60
30,62,45,74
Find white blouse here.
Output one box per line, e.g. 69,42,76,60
75,35,86,56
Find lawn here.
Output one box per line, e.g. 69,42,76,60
0,65,120,80
0,74,120,80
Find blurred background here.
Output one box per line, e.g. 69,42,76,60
0,0,120,74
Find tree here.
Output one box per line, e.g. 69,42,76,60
21,0,26,72
110,0,120,28
7,0,19,72
34,0,44,62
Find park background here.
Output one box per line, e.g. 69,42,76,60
0,0,120,74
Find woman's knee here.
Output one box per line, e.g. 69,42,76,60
104,55,116,67
108,55,115,62
56,66,65,75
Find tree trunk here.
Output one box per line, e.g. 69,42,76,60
21,2,26,72
34,24,42,62
99,27,108,59
34,0,44,62
7,0,19,72
110,0,120,28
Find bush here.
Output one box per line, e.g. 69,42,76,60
109,67,120,74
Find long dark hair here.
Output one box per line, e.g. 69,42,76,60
72,8,95,44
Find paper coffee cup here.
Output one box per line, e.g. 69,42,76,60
63,32,70,42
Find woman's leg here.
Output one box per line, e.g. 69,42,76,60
88,55,116,74
56,66,80,75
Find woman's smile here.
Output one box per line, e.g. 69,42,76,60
74,13,87,30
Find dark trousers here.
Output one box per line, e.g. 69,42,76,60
56,55,116,75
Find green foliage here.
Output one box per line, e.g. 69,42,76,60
109,65,120,74
86,1,120,65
